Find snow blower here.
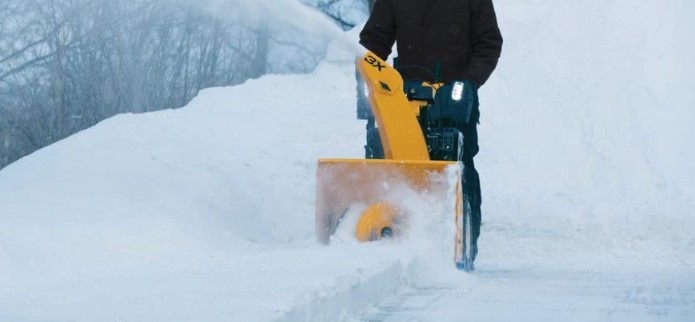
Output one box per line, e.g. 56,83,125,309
315,52,476,271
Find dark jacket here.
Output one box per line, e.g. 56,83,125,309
360,0,503,87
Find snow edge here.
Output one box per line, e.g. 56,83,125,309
277,260,407,322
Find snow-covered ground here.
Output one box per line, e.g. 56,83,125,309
1,0,694,321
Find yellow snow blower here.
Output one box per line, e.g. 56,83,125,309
315,52,475,271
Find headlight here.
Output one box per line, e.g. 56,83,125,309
451,81,464,101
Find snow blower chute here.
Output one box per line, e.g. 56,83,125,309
315,52,476,271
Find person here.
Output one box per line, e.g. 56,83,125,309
359,0,503,267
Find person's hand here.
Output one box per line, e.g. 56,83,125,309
430,79,478,125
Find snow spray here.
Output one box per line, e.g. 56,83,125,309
400,166,472,285
328,165,467,284
195,0,366,56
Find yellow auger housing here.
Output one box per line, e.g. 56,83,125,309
315,52,471,269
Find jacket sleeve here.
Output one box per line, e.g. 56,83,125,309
462,0,503,87
359,0,396,60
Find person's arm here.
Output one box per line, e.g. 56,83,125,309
359,0,396,60
462,0,503,87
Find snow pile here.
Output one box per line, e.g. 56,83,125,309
0,61,392,321
477,0,695,268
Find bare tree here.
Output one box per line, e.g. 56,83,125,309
1,0,345,170
315,0,373,30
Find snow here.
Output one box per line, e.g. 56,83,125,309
1,0,694,321
361,266,695,322
0,63,388,321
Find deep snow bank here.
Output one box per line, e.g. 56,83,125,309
477,0,695,267
0,61,393,321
